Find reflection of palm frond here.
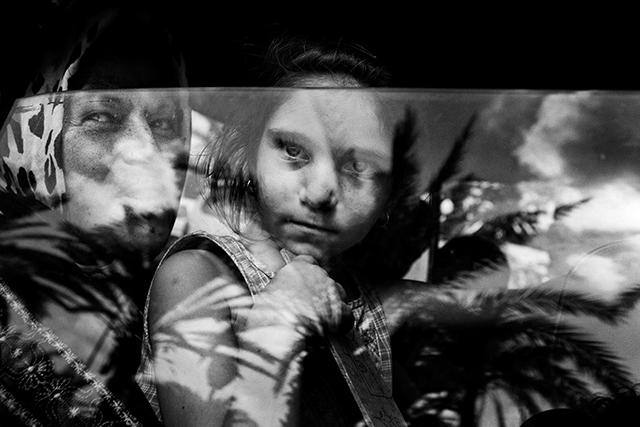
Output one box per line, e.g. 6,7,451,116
390,107,420,206
554,198,592,220
154,277,252,328
0,190,52,220
431,235,507,285
344,112,479,284
151,277,299,389
1,190,158,406
424,115,476,283
484,285,640,326
385,283,640,426
0,191,152,320
343,108,424,282
473,210,543,246
427,115,475,195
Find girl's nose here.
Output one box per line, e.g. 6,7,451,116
300,166,339,210
116,116,157,164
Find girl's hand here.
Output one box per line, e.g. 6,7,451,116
250,254,354,337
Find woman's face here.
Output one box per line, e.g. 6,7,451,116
255,89,392,264
62,88,189,256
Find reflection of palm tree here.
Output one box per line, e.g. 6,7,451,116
149,277,292,390
0,190,162,425
343,113,640,427
0,191,149,319
1,191,294,426
383,283,640,427
146,262,313,426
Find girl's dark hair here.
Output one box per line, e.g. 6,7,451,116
259,36,391,88
203,37,412,233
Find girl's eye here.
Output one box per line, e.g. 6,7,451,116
344,160,373,177
285,144,302,158
276,138,308,162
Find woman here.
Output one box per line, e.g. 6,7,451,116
0,5,190,426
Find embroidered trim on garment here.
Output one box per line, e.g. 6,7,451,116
0,278,142,427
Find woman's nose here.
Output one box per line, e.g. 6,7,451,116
116,116,158,164
300,165,339,210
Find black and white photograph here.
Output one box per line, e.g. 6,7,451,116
2,2,640,427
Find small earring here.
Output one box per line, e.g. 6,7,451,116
376,212,390,228
246,179,257,197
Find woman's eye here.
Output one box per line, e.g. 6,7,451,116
150,117,176,132
84,112,118,124
147,107,182,139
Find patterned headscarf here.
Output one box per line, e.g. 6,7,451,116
0,6,188,212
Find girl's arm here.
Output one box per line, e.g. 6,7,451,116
148,250,352,427
148,249,242,427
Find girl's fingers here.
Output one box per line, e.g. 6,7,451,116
336,305,355,335
322,284,354,335
274,255,353,335
292,254,319,265
334,282,347,301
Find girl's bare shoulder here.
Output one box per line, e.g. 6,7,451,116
149,249,246,323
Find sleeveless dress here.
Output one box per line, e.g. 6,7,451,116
136,231,393,426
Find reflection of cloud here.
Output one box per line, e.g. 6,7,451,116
514,91,640,189
563,180,640,233
516,92,596,180
516,181,584,209
565,253,628,296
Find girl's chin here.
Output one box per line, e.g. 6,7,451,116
279,241,338,264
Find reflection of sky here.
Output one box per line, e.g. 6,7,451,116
427,91,640,385
475,92,640,291
414,91,640,289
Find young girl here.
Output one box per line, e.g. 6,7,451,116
139,39,414,426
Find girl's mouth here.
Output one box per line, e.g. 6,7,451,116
289,220,337,234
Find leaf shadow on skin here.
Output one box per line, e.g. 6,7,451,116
150,277,305,425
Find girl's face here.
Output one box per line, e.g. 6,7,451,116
255,89,392,263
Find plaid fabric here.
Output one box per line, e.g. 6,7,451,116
136,231,393,424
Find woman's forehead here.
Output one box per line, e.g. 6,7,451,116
67,90,183,109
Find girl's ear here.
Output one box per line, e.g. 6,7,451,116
245,179,258,197
376,211,390,228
